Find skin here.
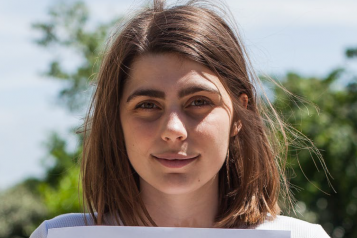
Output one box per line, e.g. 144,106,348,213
120,53,246,227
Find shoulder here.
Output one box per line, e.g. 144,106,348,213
30,213,95,238
255,215,330,238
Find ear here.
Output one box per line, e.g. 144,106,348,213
239,93,248,109
230,94,248,137
231,121,242,137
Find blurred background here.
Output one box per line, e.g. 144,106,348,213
0,0,356,237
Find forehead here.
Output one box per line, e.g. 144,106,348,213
124,53,227,96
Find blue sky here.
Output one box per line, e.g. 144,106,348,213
0,0,356,190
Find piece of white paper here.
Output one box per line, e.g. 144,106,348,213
48,226,290,238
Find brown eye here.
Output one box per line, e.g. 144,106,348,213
136,102,159,109
189,98,211,107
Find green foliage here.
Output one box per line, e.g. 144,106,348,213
32,1,119,113
21,2,115,233
272,70,357,238
29,0,115,221
39,166,82,217
0,183,47,238
41,132,81,187
37,131,83,217
2,1,114,237
345,47,357,59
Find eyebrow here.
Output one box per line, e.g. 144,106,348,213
126,89,165,102
126,85,220,103
178,85,220,98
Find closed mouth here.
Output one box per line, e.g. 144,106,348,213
152,153,199,160
152,154,199,168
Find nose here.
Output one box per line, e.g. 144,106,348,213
161,112,188,142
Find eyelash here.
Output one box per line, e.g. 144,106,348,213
188,97,213,107
134,97,213,111
135,101,160,110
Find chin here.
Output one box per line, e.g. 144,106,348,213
150,173,202,195
156,173,218,196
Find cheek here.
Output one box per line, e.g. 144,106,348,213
194,109,231,156
121,118,159,155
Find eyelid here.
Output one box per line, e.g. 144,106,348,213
134,100,162,110
131,94,215,110
186,96,214,107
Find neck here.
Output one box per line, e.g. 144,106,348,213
140,176,219,228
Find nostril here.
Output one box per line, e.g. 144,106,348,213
164,135,184,141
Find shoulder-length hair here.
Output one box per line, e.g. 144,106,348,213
81,0,289,228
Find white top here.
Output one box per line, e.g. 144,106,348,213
30,213,330,238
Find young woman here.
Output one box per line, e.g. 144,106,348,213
31,0,330,237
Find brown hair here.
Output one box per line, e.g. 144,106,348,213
81,0,289,228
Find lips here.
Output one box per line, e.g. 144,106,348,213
151,154,199,168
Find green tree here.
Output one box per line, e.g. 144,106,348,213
0,181,47,238
272,68,357,238
0,2,116,237
32,1,117,113
346,47,357,59
38,132,83,217
31,0,117,218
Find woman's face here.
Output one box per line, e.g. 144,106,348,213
120,53,235,196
